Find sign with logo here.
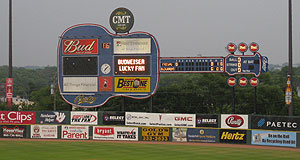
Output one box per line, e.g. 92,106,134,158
227,77,237,87
114,77,151,93
71,112,98,125
114,56,151,75
125,112,195,127
227,43,237,53
172,128,187,142
103,112,125,125
221,114,248,129
251,115,300,131
61,125,89,140
196,114,218,128
38,111,69,124
110,7,134,33
31,125,58,139
62,39,98,55
249,77,259,87
63,77,98,92
0,125,26,138
6,78,13,106
114,38,151,54
252,130,296,148
219,129,247,144
142,127,170,141
93,127,115,140
99,77,113,92
0,111,35,124
115,127,138,141
249,42,259,53
238,42,248,53
238,77,248,87
187,128,218,143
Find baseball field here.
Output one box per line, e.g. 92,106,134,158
0,139,299,160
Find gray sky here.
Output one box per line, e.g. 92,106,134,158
0,0,299,66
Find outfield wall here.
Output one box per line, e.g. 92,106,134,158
0,111,299,148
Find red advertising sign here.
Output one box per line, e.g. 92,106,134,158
227,43,237,53
0,111,36,124
62,39,98,54
227,77,237,87
225,115,244,128
249,42,259,53
6,78,13,107
239,77,248,87
94,127,114,136
238,42,248,53
99,77,113,91
249,77,259,87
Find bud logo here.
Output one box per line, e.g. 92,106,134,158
94,127,114,136
63,39,98,54
0,111,35,124
175,117,193,121
114,77,150,92
225,115,244,128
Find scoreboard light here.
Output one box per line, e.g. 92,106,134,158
227,43,237,53
114,56,150,75
238,42,248,53
249,42,259,53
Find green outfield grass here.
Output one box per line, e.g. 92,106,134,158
0,140,299,160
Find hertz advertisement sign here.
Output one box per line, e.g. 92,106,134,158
114,77,151,92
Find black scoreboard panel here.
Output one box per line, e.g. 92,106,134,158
63,56,98,75
160,57,224,73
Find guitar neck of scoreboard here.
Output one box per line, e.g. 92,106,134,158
160,57,225,73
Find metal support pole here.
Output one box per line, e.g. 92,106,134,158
149,96,153,112
288,0,293,116
121,96,125,111
254,86,257,114
232,87,235,114
7,0,13,109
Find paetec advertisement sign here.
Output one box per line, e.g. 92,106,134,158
187,128,218,143
172,128,187,142
196,114,218,128
125,112,195,127
142,127,170,141
221,114,248,129
0,125,26,138
71,112,98,125
61,125,89,140
251,115,300,131
0,111,35,124
115,127,138,141
31,125,58,139
39,111,68,124
252,130,296,148
103,112,125,125
219,129,247,144
93,127,115,140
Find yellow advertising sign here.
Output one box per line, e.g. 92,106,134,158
114,77,151,92
142,127,169,141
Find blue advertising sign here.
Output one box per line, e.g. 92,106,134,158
252,130,296,148
57,24,159,107
38,111,69,124
187,128,218,143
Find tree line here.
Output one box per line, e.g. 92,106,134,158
0,65,299,116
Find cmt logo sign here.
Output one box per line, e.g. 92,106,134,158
174,117,193,121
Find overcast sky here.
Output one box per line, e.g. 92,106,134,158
0,0,299,66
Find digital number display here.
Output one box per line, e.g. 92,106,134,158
114,56,150,75
63,57,98,75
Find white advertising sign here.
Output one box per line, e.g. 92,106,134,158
31,125,57,139
221,114,249,129
61,125,89,140
63,77,98,92
93,127,115,140
125,112,195,127
114,127,138,141
114,38,151,54
71,111,98,125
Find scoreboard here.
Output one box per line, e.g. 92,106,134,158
57,24,159,108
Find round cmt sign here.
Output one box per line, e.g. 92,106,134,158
227,77,237,87
238,77,248,87
110,7,134,33
249,77,259,87
249,42,259,53
227,43,237,53
238,42,248,53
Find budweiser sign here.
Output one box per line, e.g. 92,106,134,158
0,111,36,124
63,39,98,54
221,114,248,129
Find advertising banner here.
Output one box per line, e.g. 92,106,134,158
62,39,98,55
114,77,151,92
0,125,26,138
221,114,248,129
38,111,69,124
103,112,125,125
142,127,170,141
6,78,13,106
0,111,35,124
187,128,218,143
125,112,195,127
196,114,218,128
93,127,115,140
63,77,98,92
219,129,247,144
114,127,138,141
251,115,300,131
71,112,98,125
31,125,58,139
61,125,89,140
113,38,151,54
251,130,296,148
172,128,187,142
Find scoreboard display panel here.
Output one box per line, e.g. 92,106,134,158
63,57,98,75
160,57,224,73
